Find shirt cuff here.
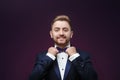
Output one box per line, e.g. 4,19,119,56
46,52,56,60
69,53,80,61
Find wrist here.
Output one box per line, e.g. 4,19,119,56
69,53,80,61
46,52,56,60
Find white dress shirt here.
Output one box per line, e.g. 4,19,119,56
46,43,80,80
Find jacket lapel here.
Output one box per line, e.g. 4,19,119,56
63,60,71,80
54,60,61,80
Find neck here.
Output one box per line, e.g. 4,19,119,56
55,42,70,48
57,44,67,48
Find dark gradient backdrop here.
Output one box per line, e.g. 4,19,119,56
0,0,120,80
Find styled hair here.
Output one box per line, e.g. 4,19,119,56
51,15,72,30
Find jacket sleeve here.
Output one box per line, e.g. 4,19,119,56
71,51,98,80
29,52,54,80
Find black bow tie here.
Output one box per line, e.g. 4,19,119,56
56,47,67,53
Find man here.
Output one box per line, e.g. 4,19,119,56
29,15,98,80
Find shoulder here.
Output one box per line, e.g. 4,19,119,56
76,49,91,59
34,50,55,62
35,50,48,58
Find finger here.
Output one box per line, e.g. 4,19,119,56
56,49,59,53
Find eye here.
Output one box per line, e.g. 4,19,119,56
54,28,59,32
63,28,69,32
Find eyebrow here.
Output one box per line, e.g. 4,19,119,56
54,27,60,29
54,26,69,28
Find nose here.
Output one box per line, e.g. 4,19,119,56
60,30,63,35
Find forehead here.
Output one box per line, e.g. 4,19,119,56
52,21,71,29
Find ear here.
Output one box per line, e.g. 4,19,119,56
70,31,73,38
50,31,53,38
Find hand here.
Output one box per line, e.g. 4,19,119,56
48,47,58,56
66,46,77,56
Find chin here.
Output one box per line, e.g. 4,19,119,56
56,41,68,46
57,42,65,45
58,41,66,44
54,39,68,45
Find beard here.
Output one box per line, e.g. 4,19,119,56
53,35,70,47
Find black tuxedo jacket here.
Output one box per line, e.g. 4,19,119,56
29,49,98,80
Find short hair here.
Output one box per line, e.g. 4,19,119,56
51,15,72,30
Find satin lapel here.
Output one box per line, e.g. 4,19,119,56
54,60,61,80
63,60,71,80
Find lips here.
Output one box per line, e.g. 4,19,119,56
57,37,65,40
57,36,66,39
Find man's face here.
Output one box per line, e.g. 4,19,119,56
50,21,73,46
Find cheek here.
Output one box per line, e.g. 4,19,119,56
52,33,58,38
66,33,72,37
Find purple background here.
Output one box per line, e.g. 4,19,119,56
0,0,120,80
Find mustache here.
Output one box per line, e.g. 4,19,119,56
57,35,66,39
